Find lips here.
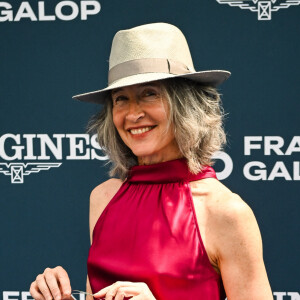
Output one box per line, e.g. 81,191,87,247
129,126,155,135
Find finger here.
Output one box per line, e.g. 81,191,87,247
95,282,124,300
114,286,140,300
94,282,119,298
114,287,126,300
44,269,62,300
104,284,120,300
106,282,143,300
94,282,136,298
54,266,72,299
93,286,110,298
36,274,54,300
130,296,144,300
30,281,46,300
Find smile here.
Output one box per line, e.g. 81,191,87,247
129,126,155,135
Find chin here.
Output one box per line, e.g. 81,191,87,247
132,151,154,158
131,147,156,158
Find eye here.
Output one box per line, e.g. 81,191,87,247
141,88,161,99
112,95,128,105
145,91,156,97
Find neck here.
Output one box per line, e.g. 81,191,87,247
138,149,183,166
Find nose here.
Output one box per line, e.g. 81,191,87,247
125,99,145,122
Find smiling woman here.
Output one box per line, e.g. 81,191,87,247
111,83,180,166
87,78,226,179
30,22,273,300
95,83,176,166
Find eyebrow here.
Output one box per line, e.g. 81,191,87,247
111,83,160,95
139,82,160,88
111,88,122,95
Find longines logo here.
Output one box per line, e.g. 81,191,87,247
0,133,108,183
1,134,299,183
0,133,232,184
0,162,62,184
0,1,101,22
216,0,300,20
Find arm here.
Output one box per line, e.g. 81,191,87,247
213,194,272,299
89,178,123,243
86,179,123,298
86,276,93,300
30,179,123,300
87,179,156,300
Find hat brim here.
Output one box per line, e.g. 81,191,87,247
72,70,231,104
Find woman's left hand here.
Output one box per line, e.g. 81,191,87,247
93,281,156,300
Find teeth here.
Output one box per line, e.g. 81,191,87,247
130,126,153,135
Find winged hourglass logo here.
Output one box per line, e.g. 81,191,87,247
216,0,300,20
0,163,61,183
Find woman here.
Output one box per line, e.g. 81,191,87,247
30,23,273,300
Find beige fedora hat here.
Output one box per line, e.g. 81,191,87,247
73,22,230,104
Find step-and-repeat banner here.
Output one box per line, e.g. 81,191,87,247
1,1,299,299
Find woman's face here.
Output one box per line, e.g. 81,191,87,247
111,82,182,165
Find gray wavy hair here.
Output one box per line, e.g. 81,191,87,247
87,78,226,180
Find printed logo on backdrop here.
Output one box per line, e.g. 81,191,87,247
1,134,299,183
0,133,231,184
216,0,300,20
0,134,108,184
244,136,300,181
0,1,101,22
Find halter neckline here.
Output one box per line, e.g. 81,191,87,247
127,158,217,183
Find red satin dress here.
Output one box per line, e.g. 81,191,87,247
87,159,226,300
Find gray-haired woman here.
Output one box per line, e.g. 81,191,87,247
30,23,273,300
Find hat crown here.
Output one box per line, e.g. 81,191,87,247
109,23,195,72
73,22,230,103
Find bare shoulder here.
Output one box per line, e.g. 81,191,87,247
191,179,272,298
210,180,256,235
90,178,123,204
89,178,123,242
190,178,260,256
191,178,254,224
207,183,262,260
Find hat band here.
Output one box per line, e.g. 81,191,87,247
108,58,191,85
